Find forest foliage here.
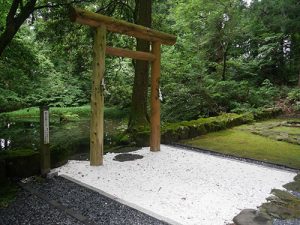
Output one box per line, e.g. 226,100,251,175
0,0,300,122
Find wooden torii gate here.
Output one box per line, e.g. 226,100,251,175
69,7,176,166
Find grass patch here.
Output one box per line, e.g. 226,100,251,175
182,127,300,169
0,181,19,208
0,106,129,121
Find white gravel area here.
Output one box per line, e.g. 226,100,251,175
54,145,296,225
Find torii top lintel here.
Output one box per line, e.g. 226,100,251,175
69,7,177,46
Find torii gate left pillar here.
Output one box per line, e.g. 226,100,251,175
90,25,106,166
69,7,176,166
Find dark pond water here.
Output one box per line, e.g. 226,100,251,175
0,118,126,157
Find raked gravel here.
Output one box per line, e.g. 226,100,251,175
54,145,296,225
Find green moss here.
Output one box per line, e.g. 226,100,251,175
161,113,254,143
0,149,37,160
271,127,300,135
235,119,300,145
253,108,282,120
0,181,19,208
182,128,300,169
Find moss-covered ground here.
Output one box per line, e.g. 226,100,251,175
182,119,300,169
271,126,300,135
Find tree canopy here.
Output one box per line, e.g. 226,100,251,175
1,0,300,122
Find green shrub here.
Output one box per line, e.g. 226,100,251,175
248,79,279,108
1,106,128,121
288,88,300,102
207,80,250,112
161,82,216,122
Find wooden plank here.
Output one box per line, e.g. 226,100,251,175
150,41,161,152
106,46,156,61
69,7,176,46
90,25,106,166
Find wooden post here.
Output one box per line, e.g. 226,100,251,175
90,25,106,166
150,41,161,152
40,106,50,176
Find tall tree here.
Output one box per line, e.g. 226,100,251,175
128,0,152,130
0,0,37,56
0,0,91,56
248,0,300,85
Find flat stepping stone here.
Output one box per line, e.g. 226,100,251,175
233,209,272,225
113,153,144,162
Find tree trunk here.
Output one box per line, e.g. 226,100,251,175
0,27,18,56
0,0,36,56
222,47,228,81
128,0,152,131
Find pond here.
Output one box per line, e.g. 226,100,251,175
0,118,127,166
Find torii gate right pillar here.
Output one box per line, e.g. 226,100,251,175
150,41,161,152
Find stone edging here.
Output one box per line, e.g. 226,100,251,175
60,174,183,225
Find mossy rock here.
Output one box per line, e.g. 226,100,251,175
254,108,282,120
189,124,207,137
133,130,150,147
176,126,190,139
270,189,300,203
294,174,300,181
195,124,207,135
161,127,180,143
284,181,300,192
259,189,300,220
228,114,254,127
260,202,300,219
161,113,256,143
233,209,272,225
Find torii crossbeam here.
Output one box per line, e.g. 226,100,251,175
69,7,177,166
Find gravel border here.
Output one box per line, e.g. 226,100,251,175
0,189,83,225
0,176,172,225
